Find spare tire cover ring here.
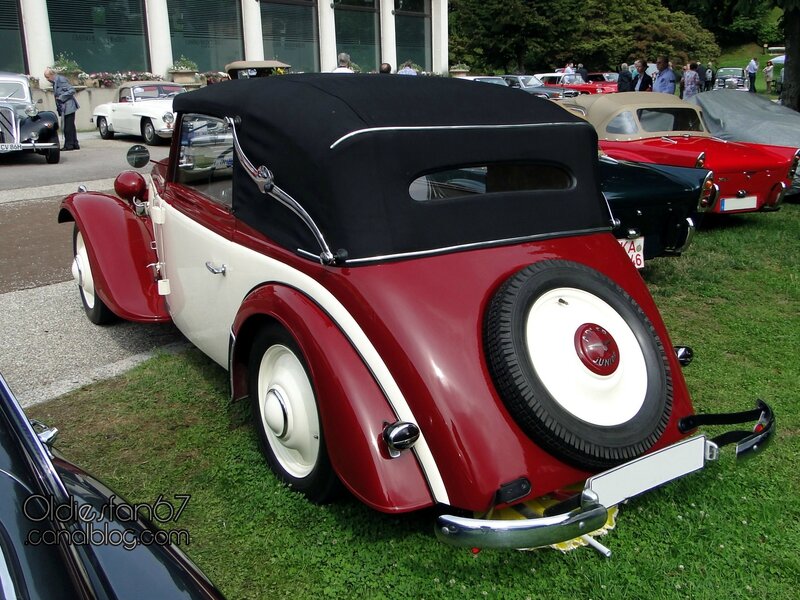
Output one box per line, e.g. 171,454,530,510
484,260,673,471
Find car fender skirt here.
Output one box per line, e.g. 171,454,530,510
59,193,170,322
231,284,435,513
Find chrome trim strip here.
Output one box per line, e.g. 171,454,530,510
296,227,611,265
330,122,588,149
225,116,335,264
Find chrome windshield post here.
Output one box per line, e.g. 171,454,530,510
224,116,336,265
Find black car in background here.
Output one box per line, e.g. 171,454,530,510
502,74,580,99
0,373,225,599
0,71,60,164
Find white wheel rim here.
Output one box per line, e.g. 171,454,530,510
74,231,96,309
257,344,320,478
525,287,648,426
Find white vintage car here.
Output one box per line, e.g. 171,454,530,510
92,81,184,145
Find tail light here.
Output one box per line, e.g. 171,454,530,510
788,150,800,179
697,172,718,211
694,151,706,169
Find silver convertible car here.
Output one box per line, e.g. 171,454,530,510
92,81,184,145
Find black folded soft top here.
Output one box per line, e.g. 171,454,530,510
174,74,609,262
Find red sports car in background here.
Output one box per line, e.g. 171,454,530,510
59,75,772,554
535,72,617,94
563,92,799,213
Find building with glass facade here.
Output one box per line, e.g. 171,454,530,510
2,0,448,78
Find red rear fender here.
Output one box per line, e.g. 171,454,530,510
58,192,170,322
231,284,434,513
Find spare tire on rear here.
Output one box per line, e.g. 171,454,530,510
484,260,673,471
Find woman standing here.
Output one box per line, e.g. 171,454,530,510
763,60,774,93
682,63,701,100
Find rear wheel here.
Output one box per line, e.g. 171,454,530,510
141,119,159,145
45,147,60,164
249,323,340,502
485,260,673,470
98,117,114,140
72,225,116,325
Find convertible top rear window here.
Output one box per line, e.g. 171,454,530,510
410,164,572,201
637,108,704,133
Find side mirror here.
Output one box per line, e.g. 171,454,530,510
126,144,150,169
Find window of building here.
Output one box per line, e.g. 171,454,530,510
168,0,244,73
176,114,234,208
394,0,430,72
261,1,319,73
46,0,148,72
0,0,24,73
334,0,379,73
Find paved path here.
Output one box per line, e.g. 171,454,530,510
0,132,184,407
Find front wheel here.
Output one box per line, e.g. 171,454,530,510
249,323,340,502
98,117,114,140
45,147,60,164
141,119,160,145
72,225,116,325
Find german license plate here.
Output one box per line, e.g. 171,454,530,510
720,196,758,211
0,143,23,152
586,436,708,508
617,236,645,269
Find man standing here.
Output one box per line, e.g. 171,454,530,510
43,67,80,150
631,60,653,91
705,62,715,91
652,56,676,94
617,63,633,92
746,57,758,92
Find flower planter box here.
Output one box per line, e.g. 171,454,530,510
169,70,198,84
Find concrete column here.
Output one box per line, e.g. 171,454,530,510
317,1,337,72
19,0,54,82
430,0,448,75
379,0,396,72
242,0,264,60
145,0,173,77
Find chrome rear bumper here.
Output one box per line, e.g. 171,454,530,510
436,400,774,551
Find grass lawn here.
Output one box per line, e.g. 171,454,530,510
28,201,800,599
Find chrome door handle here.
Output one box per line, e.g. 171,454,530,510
205,261,227,276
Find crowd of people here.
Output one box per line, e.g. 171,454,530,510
612,55,772,97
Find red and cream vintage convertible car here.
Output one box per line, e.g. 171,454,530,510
562,92,799,214
59,75,772,554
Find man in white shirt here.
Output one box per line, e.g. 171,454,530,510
746,57,758,92
333,52,354,73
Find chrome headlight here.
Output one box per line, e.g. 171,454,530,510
163,111,174,124
25,104,39,117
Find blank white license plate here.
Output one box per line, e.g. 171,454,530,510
0,143,22,152
617,236,645,269
720,196,758,211
586,435,708,508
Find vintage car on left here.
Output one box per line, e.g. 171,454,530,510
535,72,617,94
92,81,184,145
59,75,773,555
0,71,60,164
562,92,799,214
